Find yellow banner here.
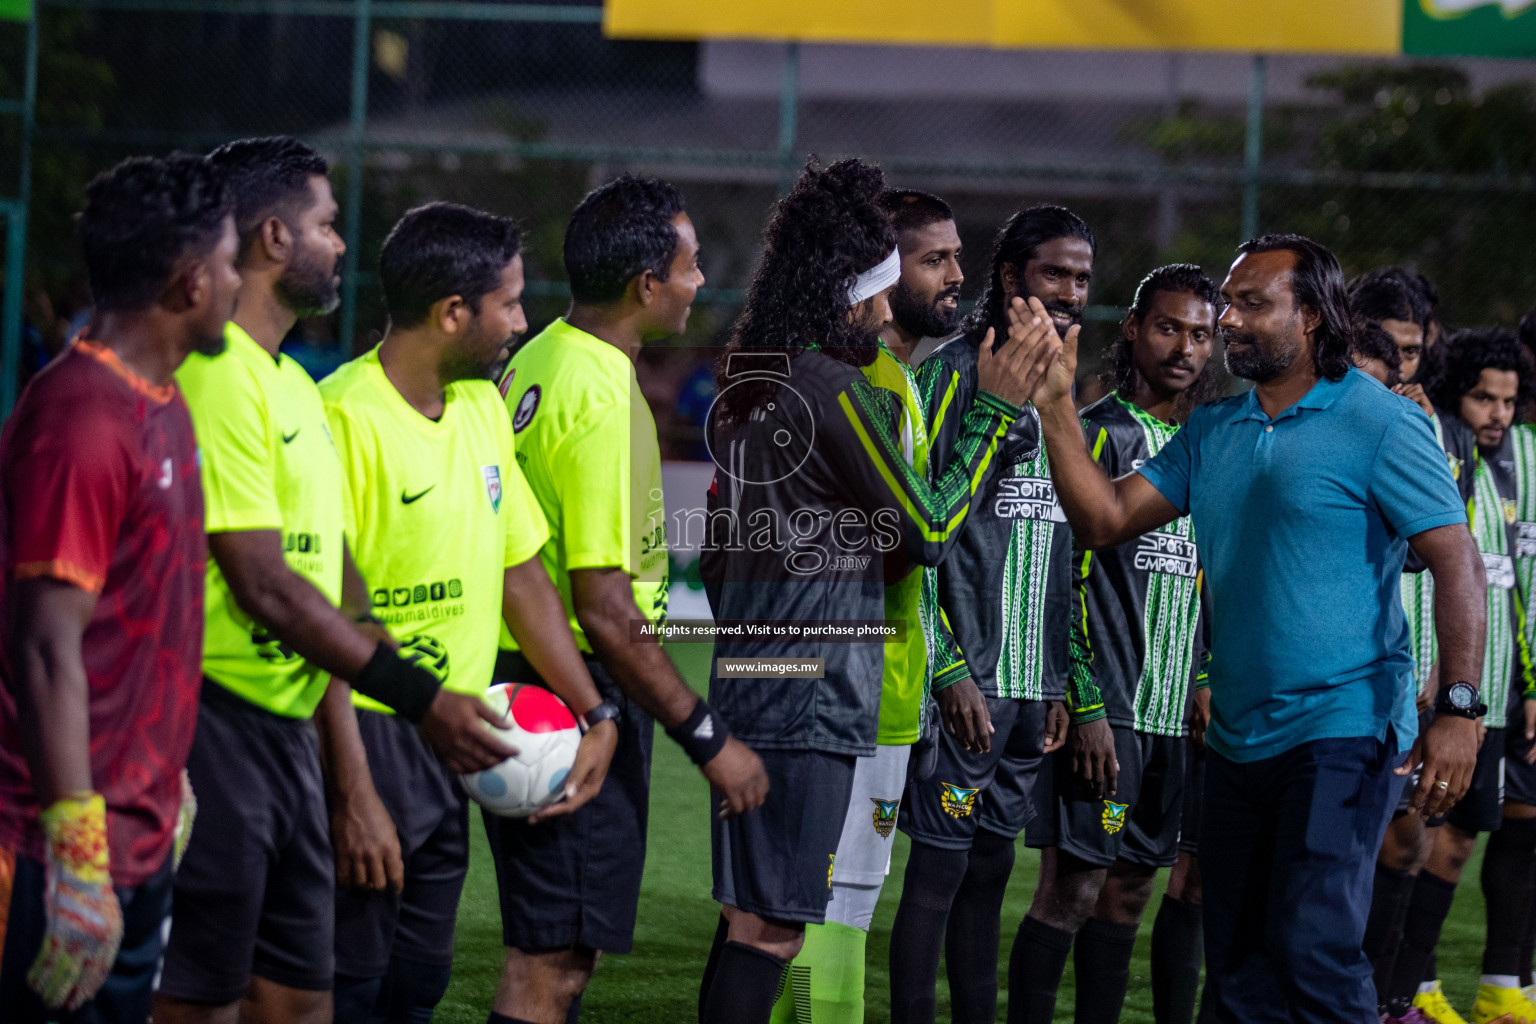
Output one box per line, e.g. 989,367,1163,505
605,0,1401,54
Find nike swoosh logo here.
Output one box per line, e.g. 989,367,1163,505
401,486,435,505
281,429,301,444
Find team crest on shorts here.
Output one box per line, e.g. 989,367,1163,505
483,465,502,512
1102,801,1129,835
940,783,979,819
871,798,900,838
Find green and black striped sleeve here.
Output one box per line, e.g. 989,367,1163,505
1066,420,1112,724
828,376,1018,567
1516,585,1536,700
930,601,971,691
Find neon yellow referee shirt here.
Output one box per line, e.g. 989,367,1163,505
176,321,345,718
497,318,668,654
322,346,550,713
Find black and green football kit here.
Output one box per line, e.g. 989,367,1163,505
899,332,1071,850
1495,425,1536,810
1027,394,1207,868
703,345,1020,922
1445,432,1533,833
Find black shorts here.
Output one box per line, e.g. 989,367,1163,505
159,683,334,1003
484,653,653,954
1505,727,1536,809
1440,726,1505,833
335,709,469,979
1026,726,1187,869
712,748,857,924
1178,744,1205,855
1,852,174,1023
899,698,1048,851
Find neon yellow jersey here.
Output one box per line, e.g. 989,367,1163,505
861,342,932,745
497,319,668,653
176,322,345,718
321,347,549,713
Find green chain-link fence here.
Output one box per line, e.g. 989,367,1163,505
3,1,1535,437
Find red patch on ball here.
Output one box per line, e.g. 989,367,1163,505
506,683,578,734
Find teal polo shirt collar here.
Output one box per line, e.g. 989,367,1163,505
1228,373,1346,426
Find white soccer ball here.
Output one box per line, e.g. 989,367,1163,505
459,682,581,818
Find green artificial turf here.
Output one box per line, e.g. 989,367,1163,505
439,643,1490,1022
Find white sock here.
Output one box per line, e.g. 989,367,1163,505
1418,980,1439,995
1482,974,1522,989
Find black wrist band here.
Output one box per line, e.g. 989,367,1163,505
579,700,621,734
665,699,728,766
350,642,441,724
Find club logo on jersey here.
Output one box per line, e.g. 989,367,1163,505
399,634,450,684
1134,532,1198,578
993,476,1066,522
484,465,502,512
157,457,174,490
1447,453,1464,482
1102,800,1129,834
1518,522,1536,559
1505,499,1519,526
871,798,900,838
940,783,979,819
512,386,541,433
499,367,516,399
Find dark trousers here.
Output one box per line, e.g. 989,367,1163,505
0,853,174,1024
1198,735,1398,1024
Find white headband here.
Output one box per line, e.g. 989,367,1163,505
847,247,901,306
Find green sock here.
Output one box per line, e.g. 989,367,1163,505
774,921,867,1024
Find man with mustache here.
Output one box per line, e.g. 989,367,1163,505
0,153,238,1021
314,203,618,1023
887,204,1089,1024
768,187,968,1024
1378,327,1536,1024
157,138,510,1024
1011,264,1220,1024
1019,233,1483,1024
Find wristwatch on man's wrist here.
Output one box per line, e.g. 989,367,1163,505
1434,680,1488,720
578,700,621,734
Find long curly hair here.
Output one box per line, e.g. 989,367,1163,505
1100,263,1222,413
1423,326,1536,416
713,158,894,423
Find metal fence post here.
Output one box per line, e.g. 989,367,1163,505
776,41,799,196
338,0,371,353
1241,53,1266,245
1,10,38,418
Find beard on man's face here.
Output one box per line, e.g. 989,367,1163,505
276,241,342,318
1222,328,1298,384
890,280,961,340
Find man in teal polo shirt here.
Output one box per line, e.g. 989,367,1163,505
1019,233,1484,1024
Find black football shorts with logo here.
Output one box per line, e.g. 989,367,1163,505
1027,726,1187,869
899,698,1048,851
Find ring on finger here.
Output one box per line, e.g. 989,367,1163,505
1434,779,1450,789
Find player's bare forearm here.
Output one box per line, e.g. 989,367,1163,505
210,529,378,679
8,579,97,806
1036,396,1177,549
572,567,698,730
502,558,602,716
1411,523,1485,691
314,678,372,797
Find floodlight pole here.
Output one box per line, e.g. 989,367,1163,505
339,0,371,355
1241,53,1266,245
1,10,38,419
777,42,800,196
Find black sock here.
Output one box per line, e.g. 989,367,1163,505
1007,915,1075,1024
1522,859,1536,988
700,941,787,1024
1384,871,1458,1016
889,841,970,1024
1073,916,1139,1024
1150,894,1203,1024
1364,864,1417,1010
1484,820,1536,977
945,830,1017,1024
699,913,730,1023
